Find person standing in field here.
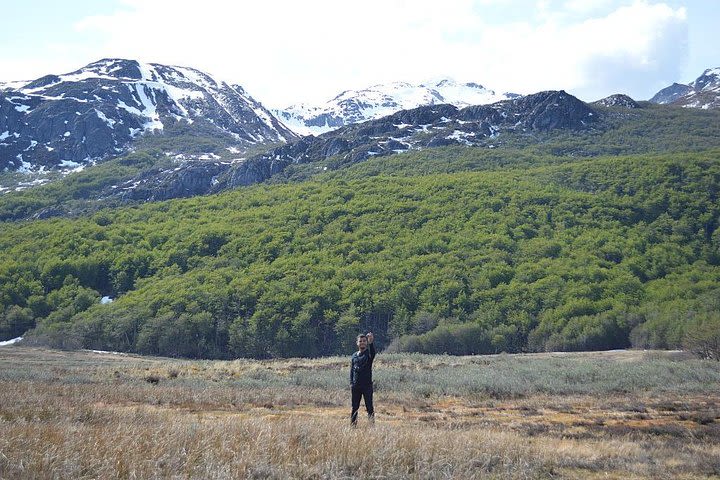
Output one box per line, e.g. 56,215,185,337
350,332,376,426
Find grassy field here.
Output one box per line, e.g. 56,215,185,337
0,347,719,479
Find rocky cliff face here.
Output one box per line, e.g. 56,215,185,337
0,59,296,172
104,161,231,202
649,68,720,109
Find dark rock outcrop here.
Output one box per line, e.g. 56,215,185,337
105,161,231,202
501,91,596,130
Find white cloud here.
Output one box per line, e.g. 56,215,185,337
61,1,689,105
413,0,688,101
562,0,616,14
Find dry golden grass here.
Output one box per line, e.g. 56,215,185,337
0,347,719,479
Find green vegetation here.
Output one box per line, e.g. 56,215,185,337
2,139,720,358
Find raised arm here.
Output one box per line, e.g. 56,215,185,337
367,332,376,360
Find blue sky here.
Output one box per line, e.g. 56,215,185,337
1,0,717,107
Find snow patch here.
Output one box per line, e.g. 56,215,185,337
137,62,158,82
117,99,143,116
171,66,220,90
132,83,163,131
15,177,49,189
59,159,82,168
0,336,23,346
88,349,126,355
95,109,116,128
447,130,476,145
16,154,34,173
0,80,29,90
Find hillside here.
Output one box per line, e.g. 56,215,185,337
1,142,719,358
4,97,720,222
1,89,598,220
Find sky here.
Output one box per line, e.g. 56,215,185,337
0,0,717,108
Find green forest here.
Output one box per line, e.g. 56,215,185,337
2,138,720,358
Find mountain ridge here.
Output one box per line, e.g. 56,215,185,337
0,59,296,173
273,79,519,136
649,67,720,108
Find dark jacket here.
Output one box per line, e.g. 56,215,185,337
350,342,376,388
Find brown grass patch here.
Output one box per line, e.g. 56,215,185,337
1,347,719,479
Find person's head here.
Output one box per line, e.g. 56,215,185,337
356,334,367,351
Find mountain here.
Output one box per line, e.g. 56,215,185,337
591,94,640,109
118,90,596,200
0,59,296,173
273,79,519,136
649,83,693,104
649,67,720,109
0,89,600,219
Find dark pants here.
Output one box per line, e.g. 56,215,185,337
351,385,374,425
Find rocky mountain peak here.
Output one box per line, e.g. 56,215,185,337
0,59,296,172
592,94,640,109
75,58,145,81
649,67,720,109
691,67,720,92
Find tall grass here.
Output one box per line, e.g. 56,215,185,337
1,347,719,479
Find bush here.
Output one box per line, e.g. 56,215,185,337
0,305,35,341
683,313,720,360
388,323,492,355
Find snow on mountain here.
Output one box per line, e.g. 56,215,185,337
0,80,29,92
591,94,640,109
691,67,720,92
649,67,720,109
273,79,519,136
0,59,296,172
